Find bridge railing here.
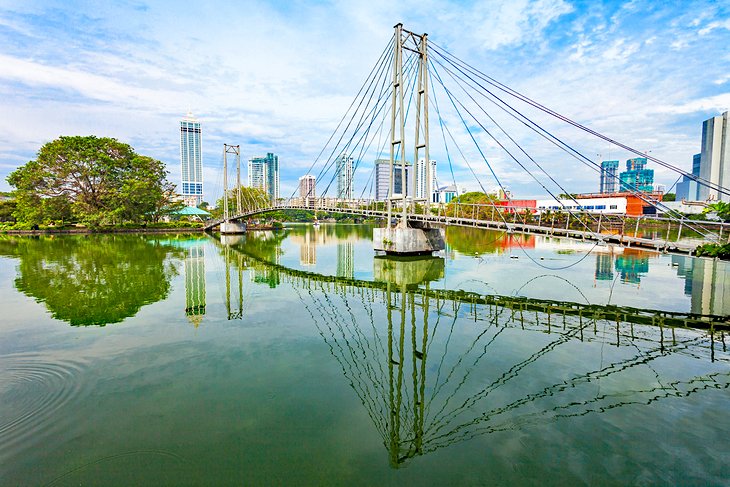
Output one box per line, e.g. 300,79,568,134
206,196,728,245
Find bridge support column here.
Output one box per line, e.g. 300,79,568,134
374,224,445,256
220,221,246,234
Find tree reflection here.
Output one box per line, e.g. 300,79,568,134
0,235,181,326
445,226,534,255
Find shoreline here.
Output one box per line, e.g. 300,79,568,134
1,227,205,235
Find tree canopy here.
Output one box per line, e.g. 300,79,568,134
7,136,178,226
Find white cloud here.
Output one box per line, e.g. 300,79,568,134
0,0,728,197
698,18,730,35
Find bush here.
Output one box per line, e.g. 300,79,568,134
694,243,730,259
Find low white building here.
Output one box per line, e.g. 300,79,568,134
536,196,627,214
658,201,706,215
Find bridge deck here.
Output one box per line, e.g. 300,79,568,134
205,204,706,255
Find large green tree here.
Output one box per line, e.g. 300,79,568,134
7,136,177,226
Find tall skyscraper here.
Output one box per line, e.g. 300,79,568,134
248,153,279,202
299,174,316,207
336,153,354,200
698,111,730,202
375,158,412,201
619,157,654,193
599,160,619,193
415,158,437,201
180,112,203,206
676,153,701,201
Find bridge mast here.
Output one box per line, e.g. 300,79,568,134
223,145,229,223
388,23,405,227
375,24,445,255
221,144,245,234
411,29,430,214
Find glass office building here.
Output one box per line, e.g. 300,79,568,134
180,113,203,206
248,153,279,202
599,160,619,193
619,157,654,193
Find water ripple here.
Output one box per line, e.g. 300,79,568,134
0,354,91,460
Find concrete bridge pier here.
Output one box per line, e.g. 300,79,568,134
220,221,246,234
373,222,445,256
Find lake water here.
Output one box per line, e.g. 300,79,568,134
0,226,728,485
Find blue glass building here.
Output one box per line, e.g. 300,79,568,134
675,153,701,201
619,157,654,193
600,160,619,193
180,113,203,206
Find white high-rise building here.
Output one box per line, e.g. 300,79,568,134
415,158,437,201
248,158,267,193
180,112,203,206
299,174,316,207
698,111,730,202
336,153,354,200
248,153,279,202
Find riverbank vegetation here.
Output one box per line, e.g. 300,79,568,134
694,242,730,259
5,136,187,230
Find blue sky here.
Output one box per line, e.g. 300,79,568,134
0,0,728,200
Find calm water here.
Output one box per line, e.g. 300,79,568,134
0,227,728,485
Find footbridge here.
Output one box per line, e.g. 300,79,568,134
204,199,729,255
208,22,730,258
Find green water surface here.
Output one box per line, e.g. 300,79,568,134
0,227,728,485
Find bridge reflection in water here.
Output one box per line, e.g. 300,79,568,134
214,236,729,468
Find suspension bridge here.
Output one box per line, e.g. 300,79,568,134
207,23,730,257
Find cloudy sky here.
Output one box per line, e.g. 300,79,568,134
1,0,728,200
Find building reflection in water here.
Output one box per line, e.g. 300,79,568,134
671,255,730,316
594,253,614,282
615,249,651,284
184,244,206,327
337,241,355,279
591,246,729,316
593,248,654,285
299,227,317,266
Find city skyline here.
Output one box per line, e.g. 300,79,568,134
1,2,729,201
